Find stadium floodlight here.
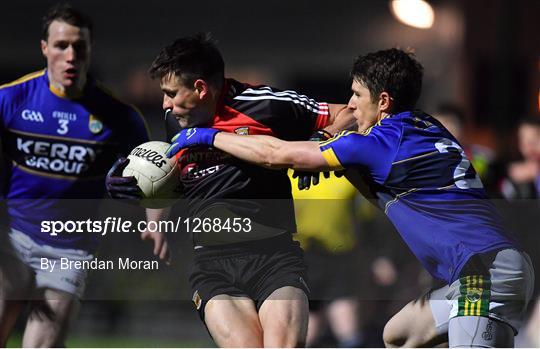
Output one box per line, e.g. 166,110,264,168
390,0,435,29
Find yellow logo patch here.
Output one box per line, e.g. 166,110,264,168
235,127,249,135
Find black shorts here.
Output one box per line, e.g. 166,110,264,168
188,233,310,321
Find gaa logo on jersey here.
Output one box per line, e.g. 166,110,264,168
89,115,103,134
235,127,249,135
21,109,44,123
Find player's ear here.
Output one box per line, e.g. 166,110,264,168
378,91,393,112
193,79,209,100
40,40,48,57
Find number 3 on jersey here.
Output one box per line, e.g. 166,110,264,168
57,119,69,135
435,138,483,189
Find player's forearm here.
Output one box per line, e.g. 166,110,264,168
326,104,356,134
213,133,330,171
213,133,291,169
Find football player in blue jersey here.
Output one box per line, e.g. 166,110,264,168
0,4,149,346
165,48,535,348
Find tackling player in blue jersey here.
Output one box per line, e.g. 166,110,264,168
0,4,149,346
165,48,534,347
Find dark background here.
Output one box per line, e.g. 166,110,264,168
2,0,538,149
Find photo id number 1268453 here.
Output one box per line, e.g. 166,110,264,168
183,217,252,233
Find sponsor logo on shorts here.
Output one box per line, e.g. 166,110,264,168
482,319,493,340
61,276,81,288
192,290,202,310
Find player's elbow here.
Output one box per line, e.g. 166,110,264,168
260,147,292,170
264,142,326,171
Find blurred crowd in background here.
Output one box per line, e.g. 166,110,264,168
1,0,538,347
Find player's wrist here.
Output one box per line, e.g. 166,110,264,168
166,128,222,158
209,128,221,146
182,127,220,146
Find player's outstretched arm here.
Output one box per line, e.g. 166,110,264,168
165,127,337,172
214,132,331,171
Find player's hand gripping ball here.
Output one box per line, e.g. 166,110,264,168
122,141,182,208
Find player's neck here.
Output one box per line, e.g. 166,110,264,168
379,111,391,122
207,87,224,118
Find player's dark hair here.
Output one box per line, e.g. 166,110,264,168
519,117,540,129
148,33,225,89
42,3,93,41
351,48,423,113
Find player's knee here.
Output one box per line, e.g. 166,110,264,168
0,261,33,298
261,309,308,347
230,335,262,347
22,320,65,348
27,336,65,348
268,337,305,348
207,320,263,347
264,328,306,348
384,313,442,348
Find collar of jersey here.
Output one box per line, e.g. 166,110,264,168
45,69,85,100
210,78,231,124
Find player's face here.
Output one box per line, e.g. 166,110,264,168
160,74,212,128
518,124,540,161
347,80,381,133
41,20,91,93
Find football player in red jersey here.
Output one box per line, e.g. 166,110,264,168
107,33,354,347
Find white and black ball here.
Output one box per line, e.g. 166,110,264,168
123,141,182,208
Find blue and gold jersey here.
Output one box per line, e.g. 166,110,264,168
319,110,518,283
0,69,150,250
